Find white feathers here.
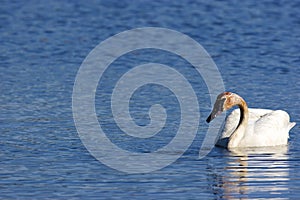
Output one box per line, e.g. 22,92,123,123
217,108,296,148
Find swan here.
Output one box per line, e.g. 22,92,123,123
206,92,296,149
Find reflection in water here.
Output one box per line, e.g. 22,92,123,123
219,146,289,199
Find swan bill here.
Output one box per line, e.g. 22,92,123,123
206,97,225,123
206,114,213,123
206,110,222,123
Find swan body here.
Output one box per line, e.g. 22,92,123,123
206,92,296,149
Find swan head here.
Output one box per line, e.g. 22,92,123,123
206,92,239,123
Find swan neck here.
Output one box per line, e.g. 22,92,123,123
228,97,249,148
238,100,248,127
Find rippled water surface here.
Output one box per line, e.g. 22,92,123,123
1,1,300,199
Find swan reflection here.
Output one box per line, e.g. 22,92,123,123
221,146,289,199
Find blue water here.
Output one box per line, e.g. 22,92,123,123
1,0,300,199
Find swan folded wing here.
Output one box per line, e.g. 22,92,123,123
220,108,273,139
253,110,292,146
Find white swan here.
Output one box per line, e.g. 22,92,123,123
206,92,296,149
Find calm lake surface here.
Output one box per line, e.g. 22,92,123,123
1,1,300,199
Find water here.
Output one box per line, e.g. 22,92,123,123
1,0,300,199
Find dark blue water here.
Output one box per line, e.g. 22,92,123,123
1,1,300,199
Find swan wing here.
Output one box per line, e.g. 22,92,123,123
252,110,295,146
220,108,273,139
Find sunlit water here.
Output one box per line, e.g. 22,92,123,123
1,1,300,199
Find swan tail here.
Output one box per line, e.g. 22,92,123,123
288,122,296,131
